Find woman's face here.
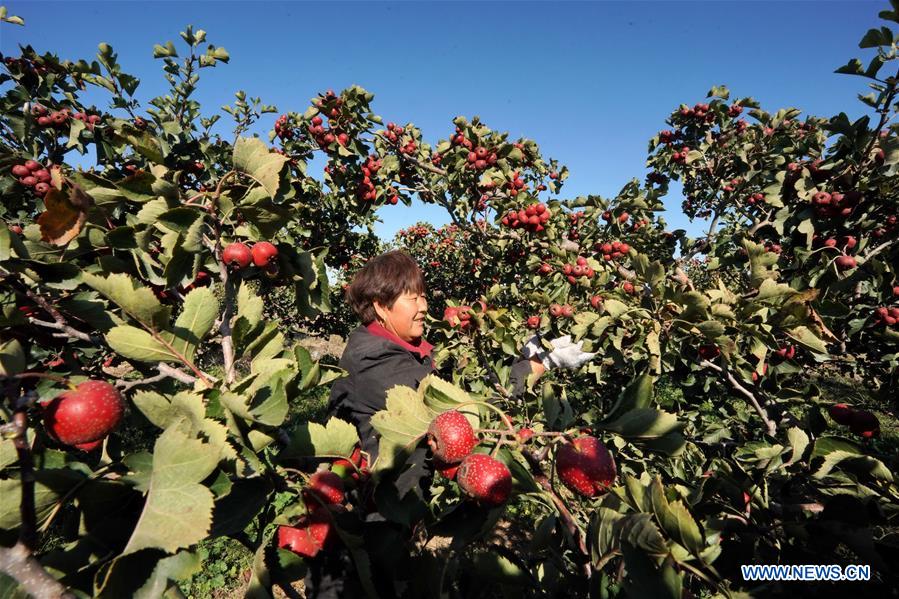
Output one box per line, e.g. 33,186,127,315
374,290,428,341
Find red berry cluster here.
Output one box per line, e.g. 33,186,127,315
765,241,782,254
464,145,498,171
313,89,343,118
274,114,293,140
451,126,474,149
812,190,861,218
501,202,550,232
746,192,765,205
31,104,71,130
73,111,100,130
549,303,574,318
594,240,630,261
383,121,404,143
561,257,595,284
828,404,879,439
679,102,715,124
672,145,691,164
774,345,796,360
727,104,743,117
11,159,52,198
466,146,496,171
444,305,473,330
222,241,279,275
506,171,527,197
658,130,677,144
307,115,348,149
874,306,899,327
721,177,742,193
566,210,585,240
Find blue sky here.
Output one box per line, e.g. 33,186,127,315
1,1,884,240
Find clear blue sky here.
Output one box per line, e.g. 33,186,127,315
1,1,884,240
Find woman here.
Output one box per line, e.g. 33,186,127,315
311,250,596,597
329,249,596,471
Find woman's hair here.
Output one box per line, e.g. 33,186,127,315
346,250,425,324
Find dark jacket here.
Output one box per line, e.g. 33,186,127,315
328,325,534,462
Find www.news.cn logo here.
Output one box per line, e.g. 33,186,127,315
741,564,871,582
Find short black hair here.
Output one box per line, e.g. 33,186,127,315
346,250,425,324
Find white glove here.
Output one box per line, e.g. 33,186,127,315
521,334,596,370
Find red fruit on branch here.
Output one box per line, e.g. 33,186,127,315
277,512,333,558
24,160,41,171
590,295,603,309
43,380,125,446
456,453,512,506
305,471,345,506
698,344,720,360
549,303,563,317
434,458,460,480
526,316,541,329
835,255,856,271
223,242,252,269
11,164,29,177
555,436,616,497
516,428,534,443
427,410,478,463
828,403,854,425
74,439,103,452
848,410,879,439
252,241,279,267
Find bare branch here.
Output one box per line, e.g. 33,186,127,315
27,318,100,345
0,543,75,599
701,360,776,435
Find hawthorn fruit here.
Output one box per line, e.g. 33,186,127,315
848,410,880,439
305,470,346,506
835,255,856,271
43,380,125,446
828,403,854,425
252,241,279,268
427,410,478,463
555,436,616,497
456,453,512,506
222,242,252,269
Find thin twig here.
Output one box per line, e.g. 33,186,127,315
701,360,776,435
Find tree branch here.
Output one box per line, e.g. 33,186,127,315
0,543,74,599
116,362,198,391
701,360,776,435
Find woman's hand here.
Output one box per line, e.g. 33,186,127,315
521,334,597,371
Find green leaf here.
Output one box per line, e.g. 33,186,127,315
82,272,171,328
419,375,479,426
603,298,630,318
649,477,703,555
171,287,218,360
122,426,220,556
370,386,432,473
233,282,263,350
0,338,25,376
133,550,201,599
607,372,654,419
602,408,683,439
786,427,809,465
106,326,178,362
279,418,359,460
785,326,828,355
233,137,288,198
